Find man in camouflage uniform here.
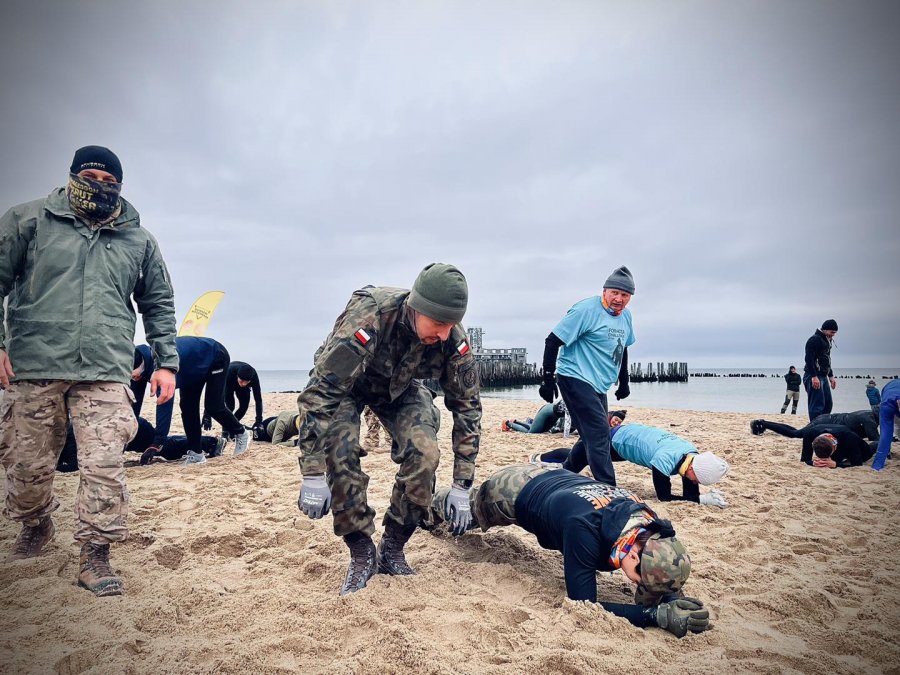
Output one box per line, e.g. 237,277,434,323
362,406,392,453
0,146,178,596
296,263,481,595
430,464,711,638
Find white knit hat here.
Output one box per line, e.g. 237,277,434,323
691,452,729,485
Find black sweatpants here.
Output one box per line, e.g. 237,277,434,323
180,344,245,451
557,375,616,486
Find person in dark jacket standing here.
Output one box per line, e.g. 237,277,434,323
0,146,178,596
429,465,710,638
538,266,635,486
219,361,264,432
803,320,838,420
781,366,802,414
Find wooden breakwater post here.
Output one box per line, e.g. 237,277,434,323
424,360,543,392
628,362,689,383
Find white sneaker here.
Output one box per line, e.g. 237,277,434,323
183,450,207,465
233,429,250,455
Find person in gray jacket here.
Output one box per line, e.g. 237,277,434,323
0,146,178,597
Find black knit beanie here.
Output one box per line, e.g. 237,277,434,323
821,319,838,331
70,145,123,182
408,263,468,324
603,266,635,294
237,364,255,381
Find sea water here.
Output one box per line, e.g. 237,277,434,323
258,368,898,415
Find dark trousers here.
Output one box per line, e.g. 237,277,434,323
557,375,616,486
803,374,833,421
158,435,219,460
181,345,244,450
225,387,251,422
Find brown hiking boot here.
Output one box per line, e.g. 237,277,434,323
376,522,416,576
10,518,55,560
340,533,377,596
78,542,124,597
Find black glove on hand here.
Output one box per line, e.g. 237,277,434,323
538,373,558,403
615,382,630,400
201,414,212,431
656,597,711,637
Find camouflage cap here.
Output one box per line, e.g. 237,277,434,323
633,534,691,606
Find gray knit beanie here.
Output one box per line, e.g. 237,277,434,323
408,263,468,324
603,265,635,294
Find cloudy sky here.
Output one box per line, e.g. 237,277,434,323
2,1,897,369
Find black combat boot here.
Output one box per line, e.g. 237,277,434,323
377,522,417,576
340,532,377,596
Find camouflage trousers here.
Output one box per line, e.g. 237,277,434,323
432,464,555,531
362,406,392,451
0,380,138,544
325,383,441,537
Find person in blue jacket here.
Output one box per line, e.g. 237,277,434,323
866,379,882,418
872,380,900,471
534,423,730,507
132,337,249,464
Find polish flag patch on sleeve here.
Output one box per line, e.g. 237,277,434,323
456,341,470,356
354,328,371,345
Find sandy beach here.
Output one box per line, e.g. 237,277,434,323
1,393,898,674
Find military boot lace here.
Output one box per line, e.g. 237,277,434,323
340,535,377,596
78,542,124,597
376,531,416,576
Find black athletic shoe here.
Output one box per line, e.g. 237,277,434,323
750,420,765,436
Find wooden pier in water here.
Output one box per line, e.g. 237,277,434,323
628,362,689,383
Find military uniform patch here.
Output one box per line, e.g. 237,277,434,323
354,328,371,345
461,362,478,389
457,341,469,356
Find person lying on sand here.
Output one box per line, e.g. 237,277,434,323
798,426,876,469
750,409,879,442
429,464,711,638
531,421,730,507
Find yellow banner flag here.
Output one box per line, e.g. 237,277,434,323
178,291,225,337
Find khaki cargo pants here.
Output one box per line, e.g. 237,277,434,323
0,380,138,544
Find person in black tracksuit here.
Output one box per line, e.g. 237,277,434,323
132,337,248,462
57,418,223,471
797,424,876,468
781,366,802,415
219,361,264,431
751,409,879,442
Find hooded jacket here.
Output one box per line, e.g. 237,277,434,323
0,188,178,382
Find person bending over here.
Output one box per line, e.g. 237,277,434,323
253,411,303,446
871,380,900,471
796,424,876,468
429,464,710,638
220,361,264,432
750,409,879,442
534,421,729,507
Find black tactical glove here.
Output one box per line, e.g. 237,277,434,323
656,597,711,637
538,373,558,403
201,414,212,431
139,445,161,466
614,382,630,400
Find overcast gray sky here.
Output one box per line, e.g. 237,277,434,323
2,1,897,369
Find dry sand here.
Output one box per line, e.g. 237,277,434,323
1,393,899,674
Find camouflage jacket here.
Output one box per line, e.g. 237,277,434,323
297,286,482,482
0,188,178,383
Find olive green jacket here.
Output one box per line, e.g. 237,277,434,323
0,188,178,383
297,286,482,482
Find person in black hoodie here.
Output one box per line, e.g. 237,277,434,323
803,320,838,420
781,366,802,415
750,408,879,442
215,361,264,435
798,425,876,468
429,464,710,638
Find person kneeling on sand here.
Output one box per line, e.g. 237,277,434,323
796,425,876,468
429,464,711,638
533,421,730,507
252,410,303,446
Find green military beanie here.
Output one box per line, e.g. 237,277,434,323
603,265,635,294
408,263,468,324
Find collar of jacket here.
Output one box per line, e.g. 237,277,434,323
43,186,140,232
